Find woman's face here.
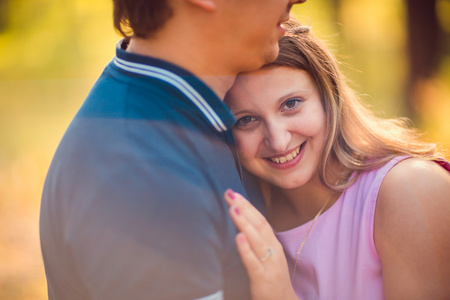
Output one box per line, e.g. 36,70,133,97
226,66,327,190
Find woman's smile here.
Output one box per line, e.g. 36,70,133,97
264,141,306,170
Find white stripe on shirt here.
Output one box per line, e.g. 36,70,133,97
194,290,224,300
113,57,227,132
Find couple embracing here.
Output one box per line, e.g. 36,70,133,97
40,0,450,299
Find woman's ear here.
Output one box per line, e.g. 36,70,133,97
185,0,216,12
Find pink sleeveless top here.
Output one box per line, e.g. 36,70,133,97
275,156,450,299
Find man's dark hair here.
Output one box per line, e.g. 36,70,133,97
113,0,173,38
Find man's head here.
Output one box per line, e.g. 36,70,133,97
113,0,173,38
113,0,307,39
113,0,307,96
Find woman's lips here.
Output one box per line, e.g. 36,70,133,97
265,141,306,170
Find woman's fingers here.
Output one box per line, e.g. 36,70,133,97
224,189,263,217
229,202,269,261
225,190,299,300
224,189,273,236
225,189,283,269
235,233,265,278
224,189,278,260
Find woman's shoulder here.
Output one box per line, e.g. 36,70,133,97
378,157,450,197
373,157,450,298
376,157,450,216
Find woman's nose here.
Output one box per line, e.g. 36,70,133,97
263,122,291,153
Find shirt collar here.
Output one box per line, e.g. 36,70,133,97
114,40,236,132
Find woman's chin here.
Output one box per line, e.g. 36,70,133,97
267,178,306,190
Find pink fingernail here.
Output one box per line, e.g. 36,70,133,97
234,207,241,216
226,189,236,200
238,234,246,244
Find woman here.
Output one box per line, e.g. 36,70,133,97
223,20,450,299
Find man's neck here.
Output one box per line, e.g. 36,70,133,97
126,36,236,100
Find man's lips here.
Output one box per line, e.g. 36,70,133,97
278,12,291,27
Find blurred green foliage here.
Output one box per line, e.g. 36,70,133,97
0,0,448,299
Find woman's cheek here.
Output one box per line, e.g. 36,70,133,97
234,132,258,160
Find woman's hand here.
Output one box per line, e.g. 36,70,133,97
224,189,299,300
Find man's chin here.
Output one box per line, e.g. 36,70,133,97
262,45,280,66
236,46,280,74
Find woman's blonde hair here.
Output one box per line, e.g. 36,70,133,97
266,19,445,191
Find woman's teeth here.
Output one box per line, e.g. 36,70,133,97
270,146,301,164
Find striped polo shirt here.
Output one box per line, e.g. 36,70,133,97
40,40,251,300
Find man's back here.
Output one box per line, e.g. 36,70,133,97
40,49,251,299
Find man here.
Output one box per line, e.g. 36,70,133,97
40,0,306,299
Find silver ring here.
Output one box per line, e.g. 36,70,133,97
260,247,274,262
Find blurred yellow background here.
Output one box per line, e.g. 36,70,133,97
0,0,449,298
